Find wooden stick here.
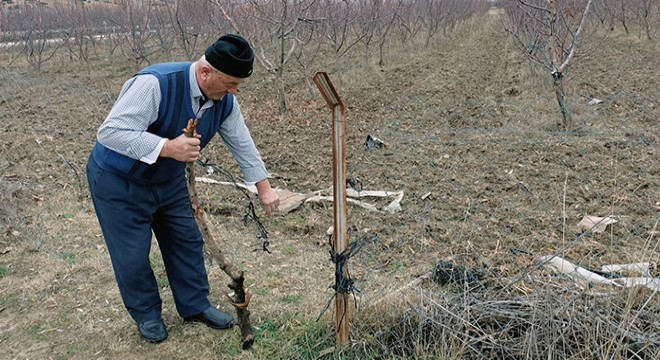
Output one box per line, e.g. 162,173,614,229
183,119,255,349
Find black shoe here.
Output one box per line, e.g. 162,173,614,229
184,306,234,329
138,318,168,343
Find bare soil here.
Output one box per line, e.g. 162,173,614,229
0,13,658,360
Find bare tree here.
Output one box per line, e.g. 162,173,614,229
608,0,630,34
420,0,449,47
216,0,317,114
292,14,323,98
148,1,176,58
316,0,369,75
18,0,65,74
56,0,95,76
375,0,402,66
503,0,597,130
111,0,158,70
393,0,425,46
0,1,25,68
351,0,380,66
590,0,614,26
633,0,657,40
161,0,208,60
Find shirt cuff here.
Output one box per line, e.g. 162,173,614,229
242,165,269,185
140,138,167,164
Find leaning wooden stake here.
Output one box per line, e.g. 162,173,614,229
183,119,255,350
313,72,349,347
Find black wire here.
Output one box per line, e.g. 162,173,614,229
243,201,271,254
316,233,375,323
196,159,271,253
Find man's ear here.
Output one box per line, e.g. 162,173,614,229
200,65,212,78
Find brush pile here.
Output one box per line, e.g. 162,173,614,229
359,261,659,359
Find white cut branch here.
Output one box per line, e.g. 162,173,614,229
559,0,593,72
540,255,660,291
196,177,404,214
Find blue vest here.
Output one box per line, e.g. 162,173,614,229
91,62,234,184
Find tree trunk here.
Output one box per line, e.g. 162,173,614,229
277,72,287,114
552,71,573,130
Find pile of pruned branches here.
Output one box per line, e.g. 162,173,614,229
358,264,659,359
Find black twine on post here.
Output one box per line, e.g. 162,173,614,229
316,232,371,323
196,159,271,253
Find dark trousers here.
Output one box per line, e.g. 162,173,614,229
87,157,211,323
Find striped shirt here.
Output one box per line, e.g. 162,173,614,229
96,62,268,184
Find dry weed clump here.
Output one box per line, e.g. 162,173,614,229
355,269,659,360
0,176,33,242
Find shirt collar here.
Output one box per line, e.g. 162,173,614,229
189,62,204,101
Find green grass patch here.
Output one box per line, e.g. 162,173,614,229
149,252,164,269
58,251,76,264
279,293,303,304
265,270,281,278
0,266,9,278
249,318,332,359
0,292,21,305
278,214,316,234
245,316,397,359
254,286,270,297
385,259,404,273
283,245,296,255
28,323,44,340
254,318,279,340
288,215,307,225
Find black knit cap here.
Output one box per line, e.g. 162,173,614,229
205,34,254,78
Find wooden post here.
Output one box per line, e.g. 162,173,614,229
313,72,349,346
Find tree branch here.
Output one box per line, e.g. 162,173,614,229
183,119,255,350
517,0,551,13
559,0,593,72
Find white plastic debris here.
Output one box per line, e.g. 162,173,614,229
601,263,651,277
587,98,603,105
540,255,660,291
540,255,620,286
614,277,660,291
578,215,617,233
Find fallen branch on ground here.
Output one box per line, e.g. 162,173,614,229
196,177,404,214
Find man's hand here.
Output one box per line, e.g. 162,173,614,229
161,133,201,162
255,179,280,217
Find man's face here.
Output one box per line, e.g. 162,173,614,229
200,65,245,100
